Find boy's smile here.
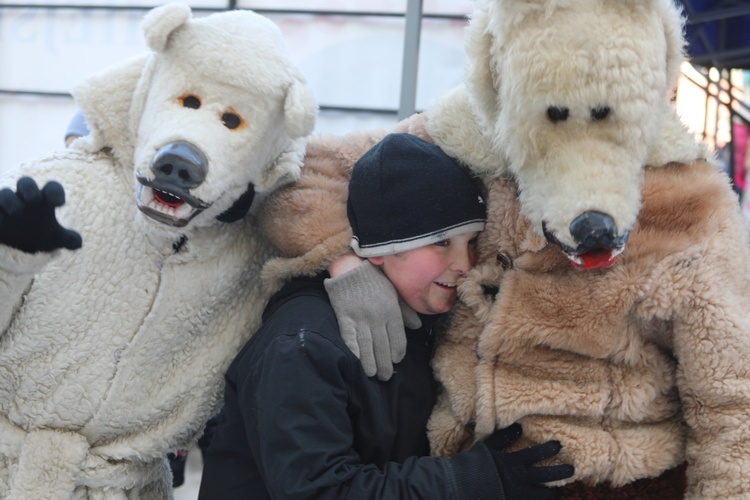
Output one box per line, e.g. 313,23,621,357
369,231,478,316
435,281,458,289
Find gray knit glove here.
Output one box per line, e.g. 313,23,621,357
325,260,421,381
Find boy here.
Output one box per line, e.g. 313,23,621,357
199,133,573,498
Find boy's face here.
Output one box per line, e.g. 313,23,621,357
369,231,479,316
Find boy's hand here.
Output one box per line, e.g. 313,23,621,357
325,259,415,381
0,177,82,254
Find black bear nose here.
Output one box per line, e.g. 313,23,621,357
150,141,208,189
569,210,619,251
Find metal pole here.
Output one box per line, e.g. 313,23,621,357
398,0,423,120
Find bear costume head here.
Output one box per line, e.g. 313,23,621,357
430,0,703,270
74,3,317,233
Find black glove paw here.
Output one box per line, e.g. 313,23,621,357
484,422,523,450
485,425,575,500
0,177,82,254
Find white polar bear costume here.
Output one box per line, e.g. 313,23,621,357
0,4,316,498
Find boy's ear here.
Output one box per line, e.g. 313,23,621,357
367,256,385,266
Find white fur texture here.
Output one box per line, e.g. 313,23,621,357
427,0,707,248
255,1,747,496
0,4,315,497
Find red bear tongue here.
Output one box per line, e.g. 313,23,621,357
572,248,617,270
154,191,184,208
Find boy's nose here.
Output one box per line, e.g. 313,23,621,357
451,248,473,275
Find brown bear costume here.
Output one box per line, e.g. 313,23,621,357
258,1,750,498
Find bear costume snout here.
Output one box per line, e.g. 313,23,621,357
542,212,629,270
136,141,211,228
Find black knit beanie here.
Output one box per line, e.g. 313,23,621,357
348,133,486,257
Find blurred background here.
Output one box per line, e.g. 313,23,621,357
0,0,473,174
1,0,750,496
2,0,750,196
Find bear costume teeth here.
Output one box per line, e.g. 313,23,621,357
136,183,203,227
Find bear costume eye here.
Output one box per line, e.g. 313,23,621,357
221,112,243,130
591,106,611,121
179,94,201,109
546,106,569,123
496,253,513,270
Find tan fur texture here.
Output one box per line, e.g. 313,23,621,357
257,1,750,497
260,122,750,498
427,160,750,498
259,116,431,285
259,131,385,288
261,127,750,497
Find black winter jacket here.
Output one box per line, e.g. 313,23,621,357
198,274,503,499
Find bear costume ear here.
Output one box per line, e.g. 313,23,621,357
71,3,192,164
253,79,317,193
142,3,192,53
464,1,499,131
284,79,318,139
614,0,686,94
658,0,688,94
72,53,149,163
254,136,307,194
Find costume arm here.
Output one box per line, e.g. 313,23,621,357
429,327,483,456
0,176,79,335
258,114,431,284
258,132,385,285
673,217,750,499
